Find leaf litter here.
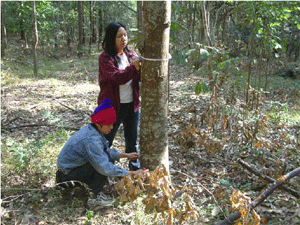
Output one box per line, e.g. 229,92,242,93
1,57,300,224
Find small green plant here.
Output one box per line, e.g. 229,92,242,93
5,139,42,172
195,82,210,95
43,110,61,123
84,210,94,225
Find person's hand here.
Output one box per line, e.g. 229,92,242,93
132,58,141,71
129,168,150,178
127,152,139,160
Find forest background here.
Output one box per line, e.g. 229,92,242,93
1,1,300,225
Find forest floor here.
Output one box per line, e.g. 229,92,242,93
1,45,300,225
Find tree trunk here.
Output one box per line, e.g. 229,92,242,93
32,1,38,76
198,6,205,43
245,15,256,104
77,1,84,57
89,1,92,54
92,3,97,43
191,2,196,42
97,4,103,51
66,26,72,51
137,1,143,31
1,1,7,58
200,1,212,46
140,0,171,172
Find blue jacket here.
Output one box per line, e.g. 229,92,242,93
57,124,128,177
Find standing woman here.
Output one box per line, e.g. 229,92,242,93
98,22,141,171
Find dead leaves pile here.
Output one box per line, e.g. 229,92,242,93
114,164,200,224
231,189,260,225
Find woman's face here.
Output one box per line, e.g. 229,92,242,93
96,124,114,135
115,27,127,54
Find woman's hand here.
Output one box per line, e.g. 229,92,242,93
132,58,141,71
128,168,150,178
126,152,139,160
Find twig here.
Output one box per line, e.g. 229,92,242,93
1,188,44,203
119,1,137,14
237,158,300,198
176,170,225,214
216,167,300,225
54,100,81,113
2,188,42,192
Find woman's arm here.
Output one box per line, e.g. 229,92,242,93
99,53,140,85
120,152,139,160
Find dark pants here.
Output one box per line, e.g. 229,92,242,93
104,102,140,170
56,163,107,196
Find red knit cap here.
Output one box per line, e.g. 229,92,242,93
91,98,117,125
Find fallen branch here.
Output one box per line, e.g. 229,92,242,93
237,158,300,198
54,100,82,114
216,167,300,225
2,188,42,192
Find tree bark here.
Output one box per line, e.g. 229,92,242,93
77,1,84,57
97,3,103,51
32,1,38,76
137,1,143,32
140,0,171,172
245,14,256,104
1,1,7,58
89,1,92,54
200,1,212,46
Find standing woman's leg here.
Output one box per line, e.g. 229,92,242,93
104,104,126,147
123,102,140,170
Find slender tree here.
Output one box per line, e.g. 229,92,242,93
32,1,38,76
97,2,103,51
77,1,84,57
140,0,171,171
200,1,212,45
89,1,92,54
1,1,7,58
137,1,143,31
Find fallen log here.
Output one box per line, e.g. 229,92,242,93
216,167,300,225
237,158,300,198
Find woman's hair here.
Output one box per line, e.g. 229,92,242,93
102,22,129,60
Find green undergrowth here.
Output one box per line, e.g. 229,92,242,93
1,129,72,188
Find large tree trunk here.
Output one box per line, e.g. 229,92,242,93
32,1,38,76
140,0,171,172
77,1,84,57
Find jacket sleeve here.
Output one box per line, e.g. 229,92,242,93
107,148,122,162
85,137,128,177
99,53,141,85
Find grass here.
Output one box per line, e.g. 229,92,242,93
1,47,99,86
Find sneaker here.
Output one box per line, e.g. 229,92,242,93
87,192,114,210
129,159,141,171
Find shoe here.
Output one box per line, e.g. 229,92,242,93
87,192,114,210
129,159,140,171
